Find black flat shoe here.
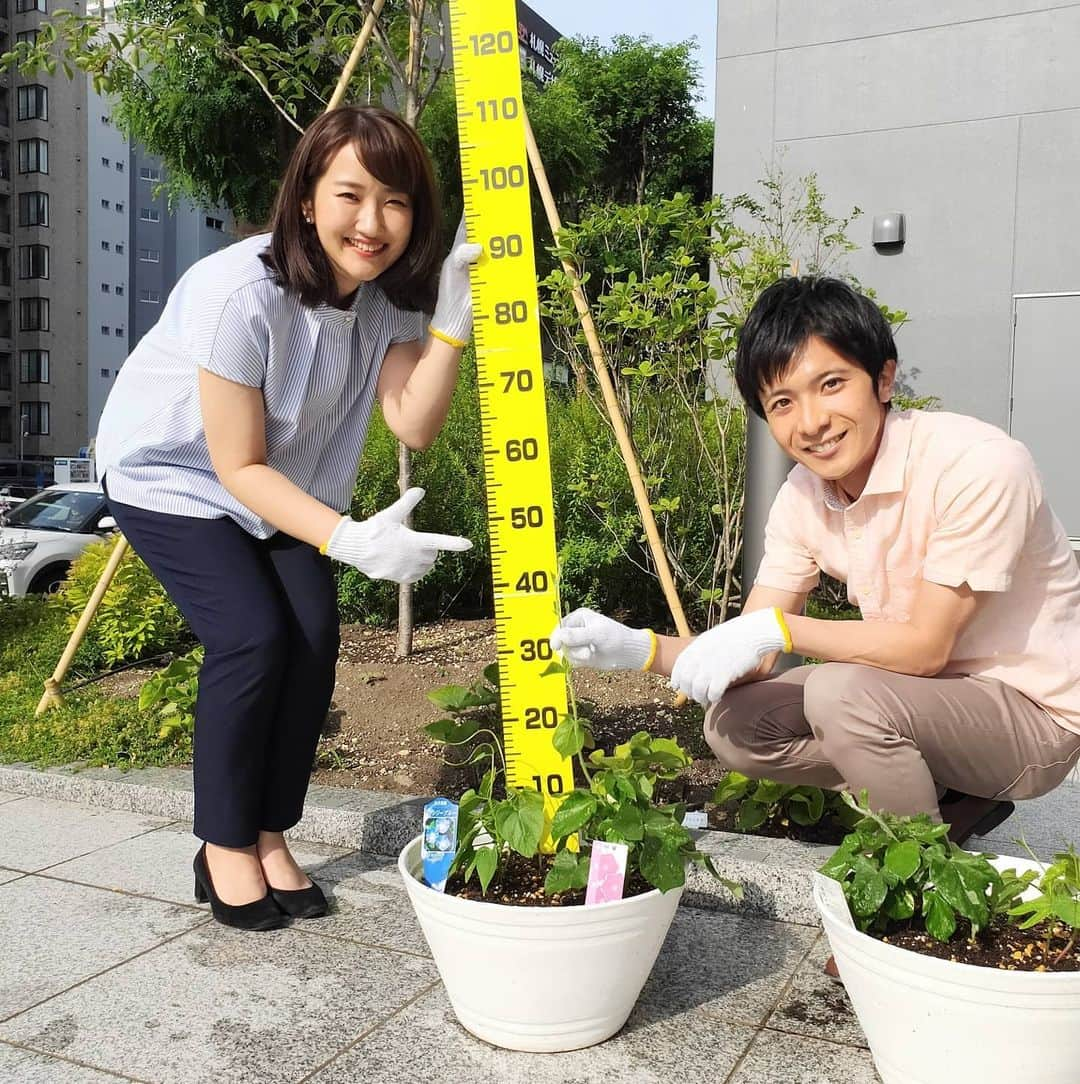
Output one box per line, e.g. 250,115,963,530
193,844,284,931
269,880,328,919
940,793,1016,846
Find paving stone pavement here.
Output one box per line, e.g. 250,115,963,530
0,790,879,1083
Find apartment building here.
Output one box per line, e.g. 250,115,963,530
0,19,230,483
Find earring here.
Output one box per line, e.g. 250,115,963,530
303,214,313,224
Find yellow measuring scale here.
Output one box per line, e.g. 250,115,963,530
448,0,572,810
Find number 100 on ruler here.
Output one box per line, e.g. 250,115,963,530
449,0,572,808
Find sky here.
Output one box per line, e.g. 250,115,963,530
528,1,717,117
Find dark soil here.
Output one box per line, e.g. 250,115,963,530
98,617,849,846
707,806,849,845
877,918,1080,972
445,849,654,907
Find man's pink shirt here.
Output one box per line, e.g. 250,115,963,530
756,410,1080,734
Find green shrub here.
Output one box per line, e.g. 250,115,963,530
53,541,191,667
138,646,203,746
0,596,185,767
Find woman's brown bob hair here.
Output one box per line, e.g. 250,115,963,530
261,106,442,312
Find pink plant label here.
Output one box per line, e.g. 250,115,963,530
585,840,628,905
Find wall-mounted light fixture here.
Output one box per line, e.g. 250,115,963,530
872,213,905,251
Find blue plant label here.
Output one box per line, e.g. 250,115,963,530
421,798,458,892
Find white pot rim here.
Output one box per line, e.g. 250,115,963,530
814,865,1080,988
398,833,675,917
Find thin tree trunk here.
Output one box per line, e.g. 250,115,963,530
394,5,424,658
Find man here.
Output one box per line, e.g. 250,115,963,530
551,276,1080,840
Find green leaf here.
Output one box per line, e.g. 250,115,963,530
923,889,958,942
552,713,587,759
849,866,888,917
550,790,598,840
423,717,478,744
494,790,545,858
639,837,685,893
610,804,645,842
883,887,916,921
883,840,921,882
735,800,767,831
712,771,753,804
475,846,498,894
482,663,500,689
544,848,588,894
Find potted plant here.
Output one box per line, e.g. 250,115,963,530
397,662,739,1052
814,794,1080,1084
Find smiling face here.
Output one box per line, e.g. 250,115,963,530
761,335,897,500
302,143,414,301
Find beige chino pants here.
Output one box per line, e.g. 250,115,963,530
703,664,1080,816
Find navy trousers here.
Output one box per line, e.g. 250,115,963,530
104,487,340,847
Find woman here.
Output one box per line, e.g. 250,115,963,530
95,106,479,931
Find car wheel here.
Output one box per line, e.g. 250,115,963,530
29,564,71,595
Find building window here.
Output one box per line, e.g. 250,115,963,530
115,285,124,296
115,202,124,213
140,207,160,222
205,216,224,231
115,161,124,172
100,368,109,378
100,198,110,210
138,248,160,263
114,327,124,337
116,243,124,254
138,289,160,304
0,354,10,391
16,29,39,46
101,114,110,125
100,283,109,293
17,138,47,175
101,240,110,251
139,166,161,181
100,325,109,335
18,191,48,227
19,297,48,331
16,0,48,11
18,244,48,280
16,85,48,122
101,156,110,167
19,349,48,383
0,407,10,443
21,402,49,436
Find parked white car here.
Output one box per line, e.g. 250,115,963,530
0,483,116,597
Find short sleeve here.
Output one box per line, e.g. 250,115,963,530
755,480,822,594
923,439,1041,592
388,305,425,345
189,289,269,388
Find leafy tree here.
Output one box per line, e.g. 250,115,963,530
551,35,714,205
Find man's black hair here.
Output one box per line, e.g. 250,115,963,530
735,276,897,418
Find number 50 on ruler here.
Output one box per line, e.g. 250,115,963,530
448,0,572,810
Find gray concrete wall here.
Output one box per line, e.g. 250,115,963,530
714,2,1080,430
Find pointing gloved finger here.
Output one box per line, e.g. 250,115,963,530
412,531,473,553
550,626,599,650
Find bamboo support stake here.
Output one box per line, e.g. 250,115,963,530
522,113,694,694
35,534,130,715
326,0,386,111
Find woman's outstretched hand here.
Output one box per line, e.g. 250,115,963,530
323,487,471,584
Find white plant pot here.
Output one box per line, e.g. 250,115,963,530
398,835,683,1052
815,856,1080,1084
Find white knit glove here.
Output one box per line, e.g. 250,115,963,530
324,488,471,585
549,608,656,672
429,219,482,347
670,608,791,706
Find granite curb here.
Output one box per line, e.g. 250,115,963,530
0,761,832,926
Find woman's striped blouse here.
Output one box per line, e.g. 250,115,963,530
95,233,423,539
